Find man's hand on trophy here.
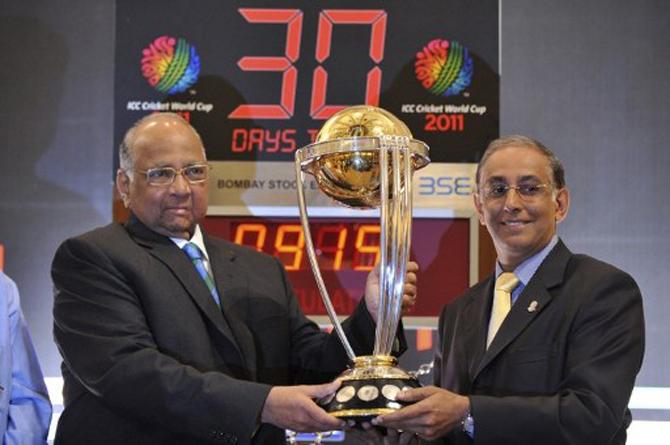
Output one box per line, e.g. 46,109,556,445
346,423,419,445
364,261,419,323
399,260,419,314
370,386,470,441
261,380,345,432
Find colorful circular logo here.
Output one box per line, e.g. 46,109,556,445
141,36,200,94
415,39,473,97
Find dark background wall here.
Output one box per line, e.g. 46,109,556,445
1,1,114,375
1,0,667,398
501,1,669,388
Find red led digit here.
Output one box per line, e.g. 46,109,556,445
310,10,387,120
353,225,380,271
316,226,348,270
229,9,303,120
366,67,382,106
416,329,433,351
275,225,305,270
234,223,267,252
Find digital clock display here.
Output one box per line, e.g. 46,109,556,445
114,0,498,322
203,216,472,320
115,1,499,164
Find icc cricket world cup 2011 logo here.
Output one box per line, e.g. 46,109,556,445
415,38,473,97
140,35,201,94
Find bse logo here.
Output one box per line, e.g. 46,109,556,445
140,35,201,94
418,176,472,196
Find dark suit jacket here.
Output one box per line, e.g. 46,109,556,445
432,240,644,445
52,216,383,445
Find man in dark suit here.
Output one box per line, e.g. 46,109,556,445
372,135,644,444
51,113,417,444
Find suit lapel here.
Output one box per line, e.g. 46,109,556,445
205,236,258,380
466,278,495,380
474,282,552,377
473,240,571,379
125,216,245,366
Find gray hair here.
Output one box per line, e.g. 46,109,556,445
476,135,566,189
118,112,205,181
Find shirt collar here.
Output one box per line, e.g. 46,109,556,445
170,225,209,261
495,235,559,286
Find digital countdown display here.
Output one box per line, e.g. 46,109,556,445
114,0,499,164
113,1,499,321
203,216,472,320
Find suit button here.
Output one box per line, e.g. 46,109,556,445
208,430,229,441
223,433,237,444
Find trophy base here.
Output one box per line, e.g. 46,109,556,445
319,356,421,425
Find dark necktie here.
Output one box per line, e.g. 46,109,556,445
182,242,221,307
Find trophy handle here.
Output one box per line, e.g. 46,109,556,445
295,158,356,362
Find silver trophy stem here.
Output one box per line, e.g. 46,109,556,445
375,142,389,356
295,159,357,362
373,136,413,356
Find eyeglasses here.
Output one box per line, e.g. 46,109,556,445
481,183,552,200
135,164,211,186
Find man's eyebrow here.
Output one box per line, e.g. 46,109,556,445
146,161,205,169
144,163,173,169
485,174,542,183
517,175,542,182
484,176,507,183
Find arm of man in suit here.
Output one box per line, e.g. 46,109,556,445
261,380,344,432
52,235,340,441
371,386,469,441
374,265,645,444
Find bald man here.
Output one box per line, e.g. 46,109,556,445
52,113,417,445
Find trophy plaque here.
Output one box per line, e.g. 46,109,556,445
294,105,430,422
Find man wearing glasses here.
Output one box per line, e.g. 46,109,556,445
372,135,644,444
51,113,417,444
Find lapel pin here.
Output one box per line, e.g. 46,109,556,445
527,300,539,313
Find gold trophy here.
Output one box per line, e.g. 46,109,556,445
295,105,430,422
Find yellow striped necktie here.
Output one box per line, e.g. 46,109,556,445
487,272,519,349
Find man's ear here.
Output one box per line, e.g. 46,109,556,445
116,169,130,207
554,187,570,223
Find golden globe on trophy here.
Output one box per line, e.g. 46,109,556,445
294,105,430,422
